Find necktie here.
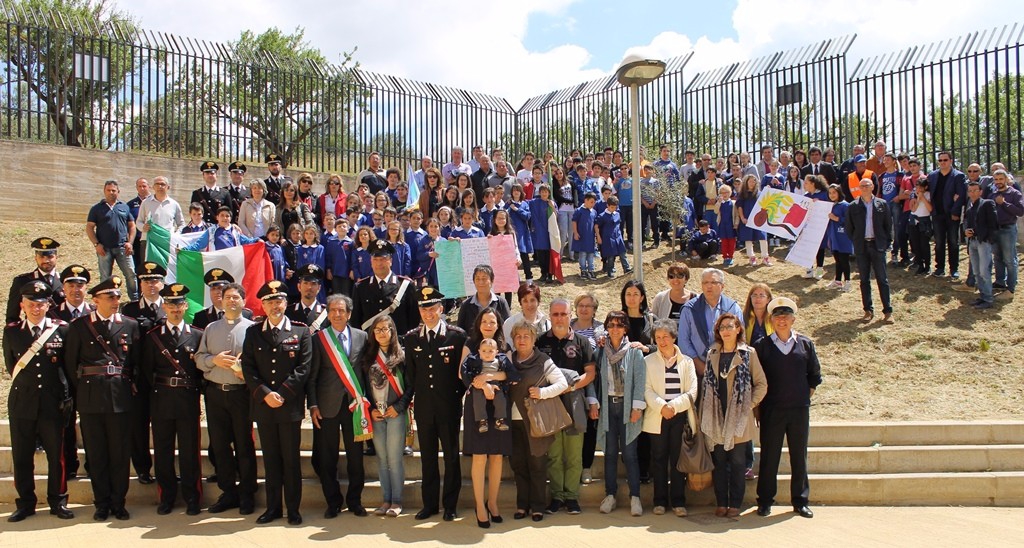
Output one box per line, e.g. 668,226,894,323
813,164,819,176
171,326,180,339
303,307,311,318
217,311,224,320
272,327,280,338
426,330,434,344
71,308,80,319
340,331,347,352
31,326,40,338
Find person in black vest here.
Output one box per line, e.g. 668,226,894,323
286,264,327,328
398,286,468,522
120,261,168,485
308,294,370,518
264,153,285,205
753,297,822,519
350,239,419,336
6,237,64,323
226,161,251,221
191,161,237,225
191,269,253,329
241,280,312,525
64,275,141,521
55,264,93,479
4,281,74,522
139,283,204,516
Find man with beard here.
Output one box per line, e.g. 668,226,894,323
7,237,64,323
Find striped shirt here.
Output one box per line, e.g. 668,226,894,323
663,360,682,398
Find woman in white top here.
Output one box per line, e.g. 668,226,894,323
238,180,276,238
643,319,698,517
650,263,697,322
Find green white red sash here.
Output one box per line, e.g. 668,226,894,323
319,328,373,441
376,350,404,397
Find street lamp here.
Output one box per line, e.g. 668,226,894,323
615,55,665,284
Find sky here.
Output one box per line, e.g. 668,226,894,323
125,0,1017,109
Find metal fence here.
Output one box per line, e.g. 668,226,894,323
1,8,1023,175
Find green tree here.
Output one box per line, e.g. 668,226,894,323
119,85,217,158
0,0,138,147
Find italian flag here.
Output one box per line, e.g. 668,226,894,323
146,223,274,320
547,201,564,283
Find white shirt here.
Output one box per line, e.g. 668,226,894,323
137,195,185,240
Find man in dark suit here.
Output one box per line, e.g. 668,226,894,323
55,264,93,478
308,294,369,518
6,237,64,323
398,287,467,522
264,153,286,205
139,284,204,515
800,146,839,187
191,161,237,225
286,264,327,329
350,240,419,336
845,178,894,322
927,151,968,279
226,161,251,221
964,181,1000,309
3,281,74,522
191,269,253,329
64,276,141,521
241,280,312,526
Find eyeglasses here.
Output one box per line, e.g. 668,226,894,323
373,326,392,334
667,274,687,280
606,324,627,329
938,158,951,163
329,181,341,186
967,170,980,173
576,303,595,309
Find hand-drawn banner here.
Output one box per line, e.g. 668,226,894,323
745,187,815,241
435,234,521,297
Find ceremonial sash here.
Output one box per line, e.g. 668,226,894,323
11,322,60,382
376,351,404,397
319,329,373,441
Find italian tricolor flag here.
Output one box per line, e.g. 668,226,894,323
547,201,564,283
146,224,274,320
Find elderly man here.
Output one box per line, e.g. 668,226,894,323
676,268,743,376
471,154,495,208
990,170,1024,298
413,156,433,189
137,176,184,261
845,178,894,322
7,237,64,323
87,181,139,300
927,151,967,280
442,146,472,185
754,297,821,519
489,160,516,197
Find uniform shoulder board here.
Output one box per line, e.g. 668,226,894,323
251,316,267,323
146,324,163,336
404,326,421,339
291,321,308,328
356,276,371,284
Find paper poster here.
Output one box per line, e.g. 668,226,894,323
435,234,521,297
745,187,815,240
785,201,835,268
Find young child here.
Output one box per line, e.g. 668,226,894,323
451,209,486,239
349,226,376,281
688,219,720,260
437,206,457,239
717,185,737,266
325,218,353,296
463,338,516,433
595,195,632,277
297,224,327,301
479,188,498,234
371,211,387,240
321,212,338,243
572,192,598,279
595,184,614,216
385,220,412,277
263,224,288,284
180,202,209,233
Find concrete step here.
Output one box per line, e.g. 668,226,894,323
3,471,1023,509
4,443,1023,478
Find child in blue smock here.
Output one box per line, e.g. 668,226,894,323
596,196,631,277
572,192,598,279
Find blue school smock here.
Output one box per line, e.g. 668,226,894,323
828,201,855,254
451,226,486,239
717,200,737,239
596,210,626,257
529,197,552,251
440,225,455,239
324,237,351,280
349,247,373,280
571,206,597,253
389,241,412,277
506,200,533,253
265,241,288,283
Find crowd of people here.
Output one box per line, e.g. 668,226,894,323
3,139,1020,529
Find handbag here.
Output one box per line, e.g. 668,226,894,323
523,367,572,438
676,393,714,490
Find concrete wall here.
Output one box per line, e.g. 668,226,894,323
0,140,353,223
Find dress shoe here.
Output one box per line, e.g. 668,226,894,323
324,506,340,519
93,508,110,521
795,506,814,518
157,502,174,515
206,474,218,483
256,510,282,524
7,508,34,522
363,444,376,456
714,507,727,517
756,506,772,517
239,500,255,515
112,508,130,520
726,508,741,518
883,312,894,321
208,496,240,514
137,472,154,485
350,505,368,517
50,506,75,519
288,513,303,525
65,471,78,481
186,502,201,516
861,311,874,322
403,446,414,456
414,508,438,520
443,509,457,521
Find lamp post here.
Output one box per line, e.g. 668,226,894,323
615,56,665,284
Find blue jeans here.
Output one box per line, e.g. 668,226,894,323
372,413,407,505
969,238,994,303
604,400,640,497
557,210,573,259
97,246,138,300
993,225,1018,291
578,252,595,273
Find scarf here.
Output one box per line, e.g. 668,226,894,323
603,336,630,395
699,346,753,451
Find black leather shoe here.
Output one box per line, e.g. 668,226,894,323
287,513,303,525
157,502,174,515
324,506,340,519
256,510,282,524
65,471,78,481
93,508,110,521
7,508,34,522
414,508,438,520
50,506,75,519
756,506,772,517
208,496,240,514
137,472,154,485
239,500,255,515
443,510,457,521
795,506,814,518
112,508,130,520
363,444,376,456
186,502,201,516
350,505,368,517
206,474,218,483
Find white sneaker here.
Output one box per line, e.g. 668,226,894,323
826,280,843,289
814,267,824,280
802,269,815,279
653,505,665,515
600,495,616,514
581,468,593,484
630,496,643,517
842,281,852,292
673,506,688,517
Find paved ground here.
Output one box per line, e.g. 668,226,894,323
2,503,1023,547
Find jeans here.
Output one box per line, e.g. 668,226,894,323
887,202,904,259
578,252,595,273
557,209,573,259
97,246,138,300
712,443,746,508
547,430,583,501
372,414,407,504
992,225,1018,291
641,205,660,244
968,238,994,303
933,215,962,274
855,241,892,314
601,252,631,274
604,401,640,497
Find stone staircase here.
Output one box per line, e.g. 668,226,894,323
1,420,1022,509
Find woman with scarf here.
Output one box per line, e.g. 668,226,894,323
643,319,698,517
594,311,647,517
700,313,767,518
508,321,567,522
359,315,408,517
